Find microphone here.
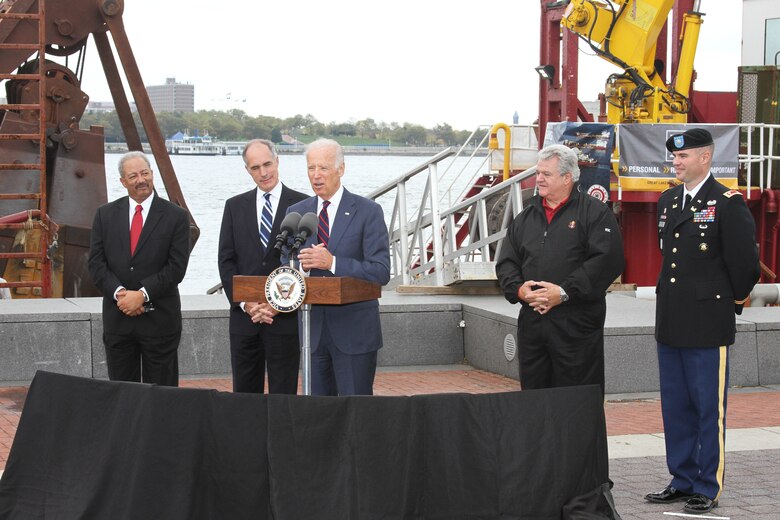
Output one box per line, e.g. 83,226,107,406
273,212,302,252
291,212,318,253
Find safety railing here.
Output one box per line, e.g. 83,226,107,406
368,124,539,287
739,123,779,197
373,122,779,288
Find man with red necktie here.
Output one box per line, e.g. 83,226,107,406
88,151,191,386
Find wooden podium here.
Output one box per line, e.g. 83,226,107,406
232,275,381,305
232,274,381,395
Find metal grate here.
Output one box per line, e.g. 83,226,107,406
503,333,517,361
739,73,759,124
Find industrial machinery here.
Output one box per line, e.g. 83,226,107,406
0,0,198,298
561,0,701,125
534,0,770,286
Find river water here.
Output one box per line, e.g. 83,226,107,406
104,153,478,295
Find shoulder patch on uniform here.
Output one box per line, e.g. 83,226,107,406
723,190,741,198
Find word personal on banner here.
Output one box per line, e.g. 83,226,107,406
618,124,739,191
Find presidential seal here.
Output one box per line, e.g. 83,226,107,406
265,266,306,313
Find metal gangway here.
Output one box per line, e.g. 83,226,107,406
370,122,780,291
367,124,539,290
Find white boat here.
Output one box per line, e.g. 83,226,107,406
167,132,222,156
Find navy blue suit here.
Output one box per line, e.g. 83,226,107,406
218,184,308,394
286,189,390,395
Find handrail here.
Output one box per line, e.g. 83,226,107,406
366,147,456,200
373,121,778,287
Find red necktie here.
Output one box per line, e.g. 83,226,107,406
130,204,143,255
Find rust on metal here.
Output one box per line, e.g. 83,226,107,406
0,0,198,298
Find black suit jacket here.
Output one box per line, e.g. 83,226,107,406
88,192,191,335
655,175,760,347
218,184,308,336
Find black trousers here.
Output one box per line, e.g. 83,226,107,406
517,304,606,396
230,330,300,394
103,330,181,387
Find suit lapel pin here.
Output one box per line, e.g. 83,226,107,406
672,204,678,209
344,212,350,216
707,199,716,205
699,243,708,252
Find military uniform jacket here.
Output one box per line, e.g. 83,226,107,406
655,175,760,347
496,185,625,317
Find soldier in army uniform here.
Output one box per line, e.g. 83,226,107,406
645,128,760,514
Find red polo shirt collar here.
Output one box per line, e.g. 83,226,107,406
542,196,569,223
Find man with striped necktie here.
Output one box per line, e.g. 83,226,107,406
218,139,307,394
259,138,390,396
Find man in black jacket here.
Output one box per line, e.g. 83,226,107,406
218,139,308,394
496,144,625,396
644,128,760,514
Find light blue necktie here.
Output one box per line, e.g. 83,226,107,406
259,192,273,249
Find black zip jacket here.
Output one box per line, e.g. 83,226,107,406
496,185,625,311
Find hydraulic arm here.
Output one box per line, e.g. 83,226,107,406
562,0,704,124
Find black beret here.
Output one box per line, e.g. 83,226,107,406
666,128,714,152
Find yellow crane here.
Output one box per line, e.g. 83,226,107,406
561,0,704,124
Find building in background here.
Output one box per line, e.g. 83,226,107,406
146,77,194,113
742,0,780,66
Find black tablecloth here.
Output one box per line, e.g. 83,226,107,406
0,372,609,519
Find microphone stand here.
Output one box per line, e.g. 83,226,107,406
287,245,312,396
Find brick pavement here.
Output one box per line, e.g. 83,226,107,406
611,449,780,519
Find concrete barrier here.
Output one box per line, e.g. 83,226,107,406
0,292,778,393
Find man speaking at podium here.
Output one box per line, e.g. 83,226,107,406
275,138,390,396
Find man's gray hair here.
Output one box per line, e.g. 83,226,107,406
242,139,278,164
118,151,151,177
538,144,580,182
305,138,344,168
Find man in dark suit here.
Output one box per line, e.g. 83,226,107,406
218,139,308,394
88,151,191,386
645,129,760,514
262,138,390,396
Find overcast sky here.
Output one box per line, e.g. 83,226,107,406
77,0,742,130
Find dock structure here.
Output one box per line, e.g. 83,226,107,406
0,292,778,392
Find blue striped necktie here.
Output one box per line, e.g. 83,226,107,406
318,200,330,247
259,192,273,249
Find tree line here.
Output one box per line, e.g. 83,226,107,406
79,109,482,147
